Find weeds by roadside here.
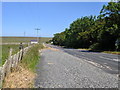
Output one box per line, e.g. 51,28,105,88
21,44,44,72
102,51,120,55
3,65,35,88
3,44,44,88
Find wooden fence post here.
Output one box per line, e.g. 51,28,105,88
7,48,13,74
20,48,24,60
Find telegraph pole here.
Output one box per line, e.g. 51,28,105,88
35,28,40,43
24,31,26,37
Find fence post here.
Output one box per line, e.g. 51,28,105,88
7,48,13,74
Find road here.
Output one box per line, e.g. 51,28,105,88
34,44,118,88
46,44,120,75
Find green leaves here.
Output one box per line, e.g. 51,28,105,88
52,1,120,51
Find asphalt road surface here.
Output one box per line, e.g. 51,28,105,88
34,44,118,88
46,44,120,75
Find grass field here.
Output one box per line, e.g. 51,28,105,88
0,37,51,66
1,37,52,43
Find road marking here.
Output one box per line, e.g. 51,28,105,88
48,62,54,65
73,54,113,70
113,59,119,62
99,56,118,62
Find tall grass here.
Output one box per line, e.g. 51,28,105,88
21,44,43,72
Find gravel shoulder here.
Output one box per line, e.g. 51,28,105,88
34,48,118,88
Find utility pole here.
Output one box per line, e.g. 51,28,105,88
35,28,40,43
24,31,26,37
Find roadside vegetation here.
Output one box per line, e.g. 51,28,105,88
2,36,49,88
102,51,120,55
21,44,44,72
1,44,28,65
3,44,44,88
52,1,120,52
1,37,51,65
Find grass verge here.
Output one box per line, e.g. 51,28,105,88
3,44,44,88
3,65,35,88
77,48,120,55
21,44,44,72
102,51,120,55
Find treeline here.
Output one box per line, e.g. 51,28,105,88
52,1,120,51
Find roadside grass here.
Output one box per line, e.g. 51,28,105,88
20,44,44,72
1,44,28,66
3,44,44,88
77,48,120,55
102,51,120,55
78,48,90,50
1,37,47,88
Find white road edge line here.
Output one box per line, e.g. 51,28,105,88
99,56,118,62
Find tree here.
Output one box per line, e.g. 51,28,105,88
52,1,120,51
98,1,120,50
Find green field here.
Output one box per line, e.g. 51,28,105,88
1,37,52,43
0,37,52,66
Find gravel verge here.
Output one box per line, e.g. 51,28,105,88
34,48,118,88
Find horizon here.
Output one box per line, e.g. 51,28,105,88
0,36,52,38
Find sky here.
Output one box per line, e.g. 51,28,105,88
2,2,108,37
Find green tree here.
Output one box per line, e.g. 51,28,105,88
52,1,120,51
97,1,120,50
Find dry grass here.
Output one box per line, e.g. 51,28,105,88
3,64,35,88
78,48,90,50
47,47,59,51
102,51,120,55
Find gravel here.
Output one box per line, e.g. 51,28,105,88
34,48,118,88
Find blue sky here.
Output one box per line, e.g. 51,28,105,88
2,2,108,37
